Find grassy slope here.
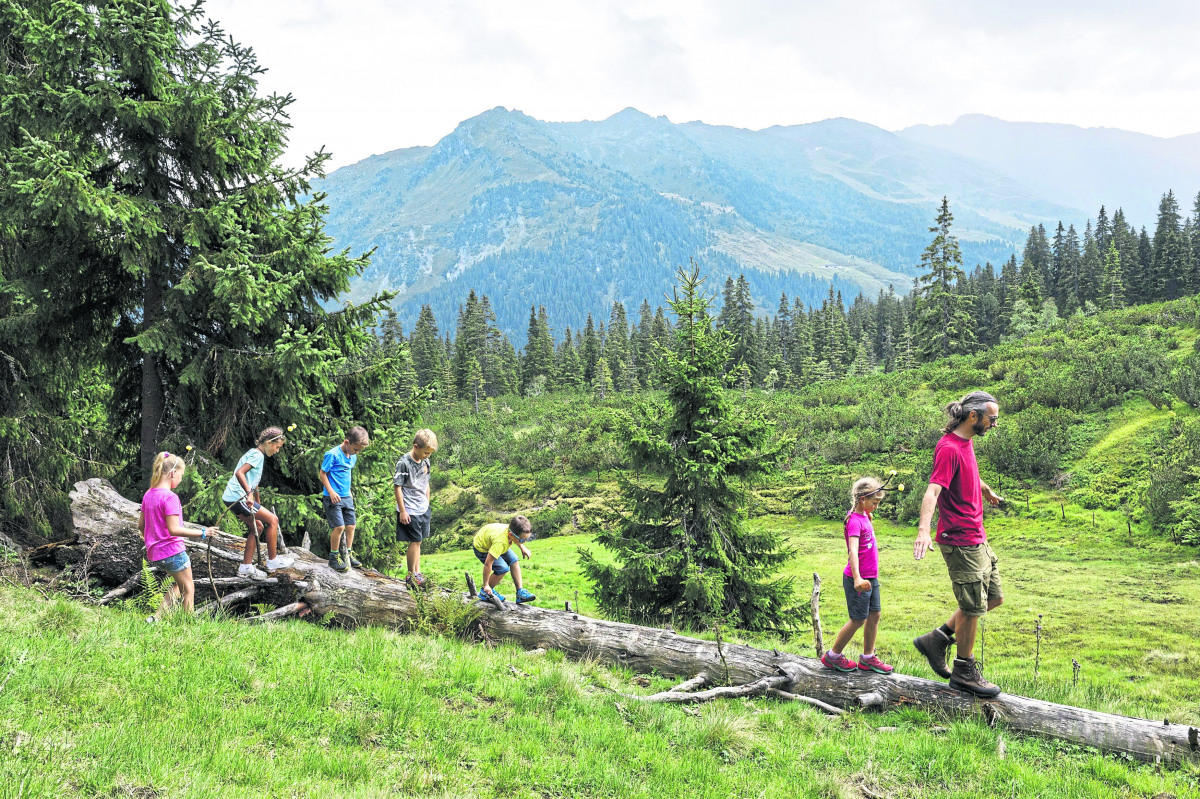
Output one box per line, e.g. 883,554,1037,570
4,587,1199,799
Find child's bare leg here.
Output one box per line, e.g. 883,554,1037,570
509,560,524,590
831,618,865,654
488,572,504,589
329,525,344,553
242,516,258,565
255,508,280,559
157,583,180,617
175,567,195,614
406,542,421,574
862,612,881,656
343,525,355,551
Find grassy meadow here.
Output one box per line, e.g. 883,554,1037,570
7,300,1200,797
3,572,1199,799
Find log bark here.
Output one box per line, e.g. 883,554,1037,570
65,478,1200,764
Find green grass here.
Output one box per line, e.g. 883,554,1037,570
4,586,1198,798
424,509,1200,725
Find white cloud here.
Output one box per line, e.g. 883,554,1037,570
203,0,1200,170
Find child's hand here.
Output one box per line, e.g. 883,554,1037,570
519,544,532,560
328,491,342,505
854,578,871,593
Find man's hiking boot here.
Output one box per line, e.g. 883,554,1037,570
949,656,1001,698
515,588,536,604
820,650,858,672
344,549,362,569
858,653,894,674
913,628,954,679
328,552,348,573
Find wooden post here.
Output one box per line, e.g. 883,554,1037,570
1061,503,1065,521
811,573,825,658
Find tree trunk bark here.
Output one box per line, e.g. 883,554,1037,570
62,478,1200,764
139,272,166,478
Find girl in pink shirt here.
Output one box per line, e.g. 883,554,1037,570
139,452,212,620
821,475,895,675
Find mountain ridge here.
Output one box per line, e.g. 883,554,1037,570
317,107,1102,339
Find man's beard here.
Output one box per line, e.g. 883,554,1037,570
972,419,989,436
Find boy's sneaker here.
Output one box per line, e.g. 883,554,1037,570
820,650,858,673
913,628,954,679
407,572,427,589
265,555,294,571
343,549,362,569
145,615,158,624
515,588,536,604
858,653,895,674
237,563,269,580
327,552,348,573
478,589,506,603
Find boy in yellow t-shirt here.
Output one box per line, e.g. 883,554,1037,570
472,516,535,604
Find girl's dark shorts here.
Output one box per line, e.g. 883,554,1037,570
226,499,262,519
843,574,882,620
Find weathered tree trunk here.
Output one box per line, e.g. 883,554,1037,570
62,478,1200,764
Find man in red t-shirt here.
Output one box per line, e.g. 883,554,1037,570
912,391,1005,697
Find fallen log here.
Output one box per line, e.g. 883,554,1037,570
62,478,1200,764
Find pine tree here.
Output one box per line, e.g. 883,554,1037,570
581,314,600,384
911,198,975,361
410,305,446,391
1004,299,1038,341
1099,241,1125,310
1153,191,1186,300
1192,192,1200,295
1020,224,1053,297
579,266,794,631
0,0,386,475
592,357,612,400
1077,223,1102,307
606,302,630,392
555,327,584,390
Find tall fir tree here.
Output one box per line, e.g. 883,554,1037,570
579,267,794,631
0,0,386,476
911,198,975,361
1099,241,1125,311
1153,191,1186,301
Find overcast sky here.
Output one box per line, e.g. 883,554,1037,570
204,0,1200,171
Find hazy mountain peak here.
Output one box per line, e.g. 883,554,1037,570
316,109,1103,339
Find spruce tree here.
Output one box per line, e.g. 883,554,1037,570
592,357,612,400
1099,241,1125,311
580,267,794,631
410,306,447,391
1154,191,1186,300
911,198,975,361
0,0,386,476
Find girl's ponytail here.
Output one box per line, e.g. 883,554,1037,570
150,451,185,486
849,476,883,514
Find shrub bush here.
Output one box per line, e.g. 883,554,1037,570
479,469,519,502
979,404,1074,480
529,503,573,537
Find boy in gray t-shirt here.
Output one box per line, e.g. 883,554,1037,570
394,428,439,588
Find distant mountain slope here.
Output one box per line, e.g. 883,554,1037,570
899,114,1200,227
318,108,1080,339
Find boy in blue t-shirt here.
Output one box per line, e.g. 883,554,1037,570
318,425,370,572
